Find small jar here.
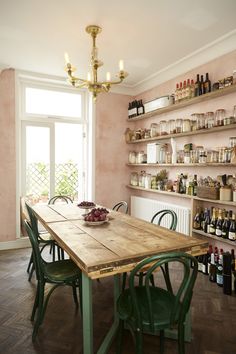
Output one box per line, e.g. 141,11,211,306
205,112,215,129
144,129,151,139
209,150,219,163
182,119,191,133
197,113,206,130
215,109,225,127
229,137,236,148
198,150,207,164
176,119,183,133
169,119,176,134
150,123,158,138
225,148,232,163
190,150,197,163
134,130,142,140
124,128,133,143
160,145,167,163
144,174,152,189
177,150,184,163
130,172,138,186
138,171,146,187
160,120,168,135
218,147,227,163
165,151,171,164
195,146,204,163
136,151,145,164
184,151,190,164
128,151,136,164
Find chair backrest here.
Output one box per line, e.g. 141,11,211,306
112,201,128,214
151,209,177,230
129,252,198,332
24,220,45,282
25,202,40,239
48,195,73,205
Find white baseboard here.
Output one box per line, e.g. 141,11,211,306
0,237,30,251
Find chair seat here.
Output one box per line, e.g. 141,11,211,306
117,286,179,331
44,259,81,283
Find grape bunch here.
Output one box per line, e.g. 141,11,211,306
84,207,109,222
77,201,95,208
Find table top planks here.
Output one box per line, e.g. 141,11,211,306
32,203,208,279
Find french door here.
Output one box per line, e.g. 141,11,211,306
21,121,85,203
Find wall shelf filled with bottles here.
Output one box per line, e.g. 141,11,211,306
193,229,235,246
127,123,236,144
127,84,236,122
127,163,236,167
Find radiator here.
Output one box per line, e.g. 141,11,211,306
131,196,191,236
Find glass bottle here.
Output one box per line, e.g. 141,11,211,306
130,172,138,186
205,112,215,129
169,119,176,134
150,123,158,138
193,207,201,229
194,74,201,97
209,208,216,235
204,73,211,94
215,109,225,127
228,213,236,241
215,209,223,237
222,212,230,239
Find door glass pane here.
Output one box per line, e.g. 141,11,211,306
55,123,83,200
26,126,50,203
25,87,82,118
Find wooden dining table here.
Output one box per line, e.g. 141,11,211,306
32,202,208,354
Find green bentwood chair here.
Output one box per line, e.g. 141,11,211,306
116,252,198,354
113,201,129,214
24,220,82,341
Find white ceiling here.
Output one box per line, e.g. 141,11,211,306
1,0,236,94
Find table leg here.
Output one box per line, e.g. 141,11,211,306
97,274,121,354
82,272,93,354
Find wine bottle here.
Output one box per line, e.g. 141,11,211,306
209,208,216,235
222,212,229,239
209,252,216,282
194,74,201,97
179,82,183,101
190,79,195,98
202,254,208,275
223,252,232,295
128,102,132,119
193,207,201,230
204,72,211,94
204,208,211,234
215,209,223,237
207,245,213,274
216,249,223,287
137,99,145,116
193,174,198,196
201,207,208,231
182,80,187,100
174,83,179,103
198,254,203,272
228,213,236,241
186,79,191,100
231,249,235,293
200,75,204,95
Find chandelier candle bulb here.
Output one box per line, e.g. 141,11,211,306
64,52,70,64
106,72,111,81
119,60,124,71
87,72,91,81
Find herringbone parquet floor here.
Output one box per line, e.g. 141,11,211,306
0,248,235,354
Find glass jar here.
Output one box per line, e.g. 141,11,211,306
130,172,138,186
136,151,145,164
134,130,142,140
144,129,151,139
190,150,197,163
197,113,206,130
160,120,168,135
165,151,171,164
230,137,236,148
182,119,191,133
208,150,219,163
177,150,184,163
215,109,225,127
138,171,146,187
160,145,167,163
128,151,136,164
124,128,133,143
195,146,204,163
218,147,227,163
205,112,215,129
225,148,232,163
150,123,158,138
198,150,207,164
176,119,183,133
144,174,152,189
184,151,190,164
169,119,176,134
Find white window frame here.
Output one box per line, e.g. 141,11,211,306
15,71,95,238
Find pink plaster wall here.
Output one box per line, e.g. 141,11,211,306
0,69,16,242
95,92,132,209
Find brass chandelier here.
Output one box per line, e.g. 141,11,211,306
64,25,128,100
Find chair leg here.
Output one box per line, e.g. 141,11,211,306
138,273,144,287
57,245,61,260
72,283,78,306
160,329,164,354
122,272,127,291
61,248,65,260
116,320,124,354
27,252,33,273
178,322,185,354
32,282,45,341
31,284,40,321
134,330,143,354
52,243,55,261
28,263,35,282
150,274,155,287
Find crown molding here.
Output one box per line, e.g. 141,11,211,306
132,29,236,96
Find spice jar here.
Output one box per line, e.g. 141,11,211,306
169,119,176,134
198,150,207,164
160,120,168,135
215,109,225,126
177,150,184,163
128,151,136,164
176,119,183,133
205,112,215,129
130,172,138,186
195,146,204,163
182,119,191,133
208,150,219,163
144,129,151,139
150,123,158,138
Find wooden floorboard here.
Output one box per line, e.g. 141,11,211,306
0,247,235,354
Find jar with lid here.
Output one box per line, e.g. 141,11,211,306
190,150,197,163
160,120,168,135
124,128,133,143
128,151,136,164
190,113,198,131
136,151,145,164
198,150,207,164
184,151,190,164
205,112,215,129
130,172,138,186
150,123,159,138
160,145,167,163
230,137,236,148
196,113,206,130
144,129,151,139
208,150,219,163
218,147,227,163
195,146,204,163
182,119,191,133
138,171,146,187
215,109,225,127
169,119,176,134
177,150,184,163
176,118,183,133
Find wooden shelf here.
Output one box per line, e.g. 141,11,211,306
127,123,236,144
127,185,236,207
127,84,236,122
193,229,236,246
127,163,236,167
